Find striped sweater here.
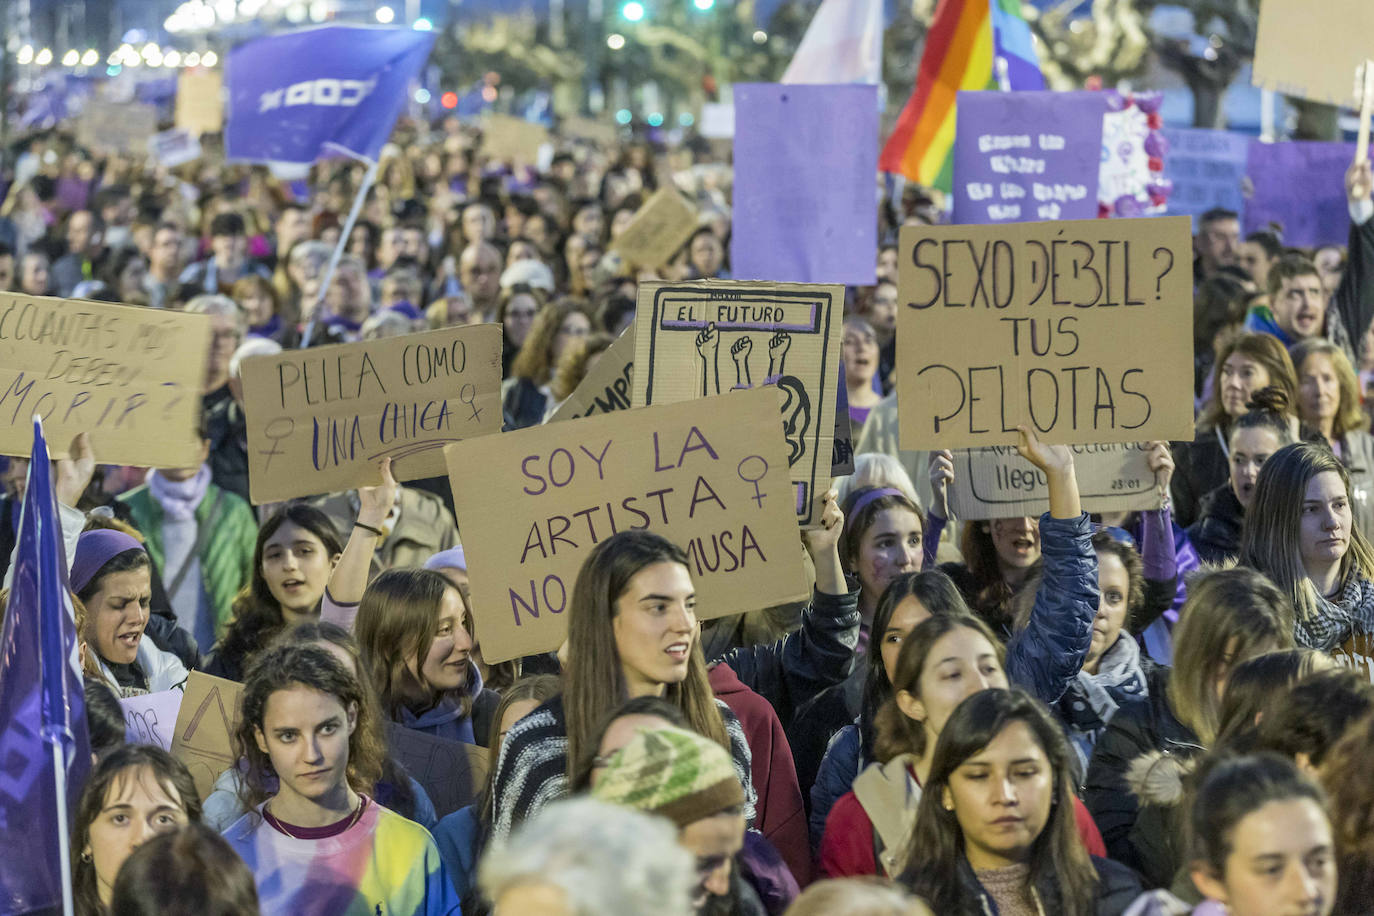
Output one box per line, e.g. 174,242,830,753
490,693,757,842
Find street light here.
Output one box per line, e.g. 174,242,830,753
606,33,625,50
693,0,714,9
376,6,395,23
201,51,218,66
62,50,79,66
413,17,433,30
35,48,52,65
81,49,99,66
17,45,33,64
621,1,645,22
185,51,201,66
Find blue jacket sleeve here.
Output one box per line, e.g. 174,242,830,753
1005,512,1097,706
715,585,861,727
808,724,861,859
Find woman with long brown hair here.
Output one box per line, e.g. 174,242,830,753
488,530,758,842
501,299,594,429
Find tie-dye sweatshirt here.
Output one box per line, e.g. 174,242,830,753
223,796,461,916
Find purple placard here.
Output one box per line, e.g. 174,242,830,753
952,90,1107,225
1244,140,1356,249
731,83,878,285
1162,128,1249,230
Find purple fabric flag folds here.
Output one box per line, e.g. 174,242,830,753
731,83,878,285
225,25,434,165
0,419,91,915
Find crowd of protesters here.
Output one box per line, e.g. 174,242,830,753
5,106,1374,916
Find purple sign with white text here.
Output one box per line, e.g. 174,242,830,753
1244,140,1356,249
953,90,1107,225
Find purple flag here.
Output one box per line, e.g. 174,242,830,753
952,90,1106,225
731,83,878,285
225,25,434,165
0,419,90,914
1244,140,1357,248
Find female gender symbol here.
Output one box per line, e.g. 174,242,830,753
459,383,482,422
737,455,769,508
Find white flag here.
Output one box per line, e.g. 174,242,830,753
781,0,883,85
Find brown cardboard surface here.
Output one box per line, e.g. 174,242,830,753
77,102,159,155
481,115,549,163
609,188,699,269
896,216,1194,451
546,323,635,423
175,69,224,135
171,671,244,801
0,293,209,466
240,324,502,504
631,280,844,526
444,387,809,664
947,443,1161,520
386,723,489,818
1252,0,1374,107
561,116,620,146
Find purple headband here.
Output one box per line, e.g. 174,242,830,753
70,529,145,595
424,546,467,573
849,487,909,519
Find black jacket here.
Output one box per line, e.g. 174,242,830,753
1082,666,1203,886
1187,483,1244,566
1170,428,1229,530
929,854,1144,915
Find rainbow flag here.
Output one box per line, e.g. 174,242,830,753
879,0,1044,191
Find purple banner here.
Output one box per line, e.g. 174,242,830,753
731,83,878,285
225,25,434,165
952,90,1107,225
1162,128,1249,230
1244,140,1356,249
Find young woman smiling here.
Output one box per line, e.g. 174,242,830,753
223,643,458,915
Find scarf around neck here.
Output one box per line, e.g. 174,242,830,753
148,463,212,521
1297,575,1374,652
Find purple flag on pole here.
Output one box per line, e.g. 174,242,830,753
731,83,878,285
225,25,434,165
0,419,90,914
1244,140,1356,249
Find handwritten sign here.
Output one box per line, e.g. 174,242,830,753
120,689,184,751
481,115,549,163
148,127,202,168
1253,0,1374,107
1244,141,1357,249
386,724,488,818
610,189,699,270
175,68,224,136
948,443,1161,520
547,324,635,423
632,280,843,526
240,324,502,504
0,293,209,466
170,671,243,800
77,103,159,154
1162,128,1249,230
444,388,809,663
896,216,1194,450
953,90,1106,224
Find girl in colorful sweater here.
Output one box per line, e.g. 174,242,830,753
222,642,458,916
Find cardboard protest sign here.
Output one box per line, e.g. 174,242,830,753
1252,0,1374,107
1336,633,1374,684
0,293,209,466
547,324,635,423
610,189,699,269
77,103,159,155
481,115,549,163
148,127,202,168
1162,128,1249,230
386,724,488,818
120,689,184,751
1244,141,1356,248
732,83,877,285
562,116,619,146
240,324,502,504
897,216,1194,451
953,91,1106,224
175,68,224,135
170,672,243,800
699,103,735,139
833,369,855,476
631,280,844,526
444,387,809,663
947,443,1161,521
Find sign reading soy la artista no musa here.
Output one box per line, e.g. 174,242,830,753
240,323,502,504
897,216,1194,451
0,292,209,466
445,387,809,664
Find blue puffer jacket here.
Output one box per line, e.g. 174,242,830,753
807,512,1097,855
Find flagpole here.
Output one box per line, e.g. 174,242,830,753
52,741,74,916
299,147,379,348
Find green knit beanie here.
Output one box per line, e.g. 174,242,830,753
590,725,745,829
